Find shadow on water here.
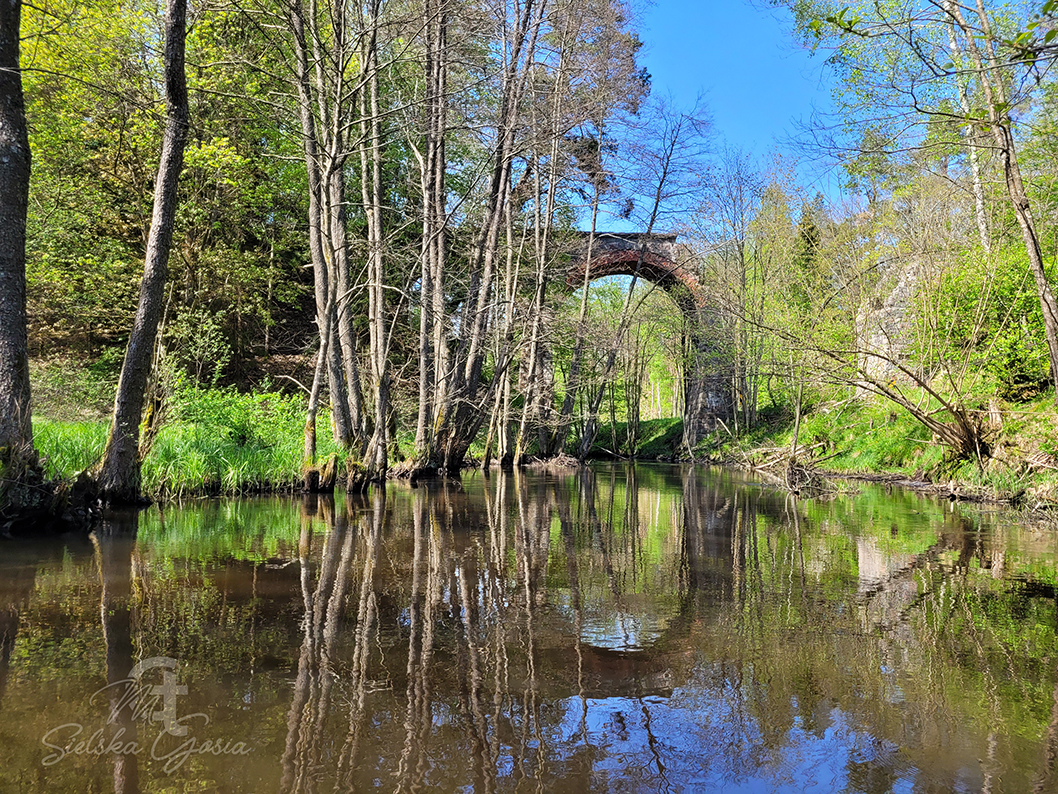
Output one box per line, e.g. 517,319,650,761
1,464,1058,792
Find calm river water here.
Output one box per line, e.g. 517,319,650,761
1,464,1057,793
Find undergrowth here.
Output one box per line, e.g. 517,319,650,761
34,384,340,499
704,388,1058,503
585,418,684,459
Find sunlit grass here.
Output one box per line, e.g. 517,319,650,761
34,387,340,498
33,419,109,480
704,385,1058,503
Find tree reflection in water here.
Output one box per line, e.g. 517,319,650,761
2,464,1058,793
93,511,141,794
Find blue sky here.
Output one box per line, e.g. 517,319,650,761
638,0,838,187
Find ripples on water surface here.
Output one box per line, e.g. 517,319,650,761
1,464,1057,793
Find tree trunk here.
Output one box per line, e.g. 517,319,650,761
96,0,188,503
287,0,367,463
413,0,448,461
946,15,990,254
303,297,334,490
517,37,568,460
550,195,601,456
576,238,653,459
327,160,367,452
0,0,32,464
434,0,546,472
359,4,390,479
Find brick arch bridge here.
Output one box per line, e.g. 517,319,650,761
564,232,732,447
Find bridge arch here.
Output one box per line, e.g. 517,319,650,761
565,233,707,315
562,232,732,447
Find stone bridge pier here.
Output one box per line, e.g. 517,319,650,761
565,233,732,449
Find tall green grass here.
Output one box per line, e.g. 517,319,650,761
34,386,340,498
33,419,109,479
706,389,1058,500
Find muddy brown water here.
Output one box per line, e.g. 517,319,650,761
1,464,1056,793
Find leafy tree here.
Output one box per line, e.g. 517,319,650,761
779,0,1058,399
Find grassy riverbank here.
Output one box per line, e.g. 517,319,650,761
34,388,344,498
703,394,1058,506
29,358,1058,505
583,391,1058,505
31,358,345,498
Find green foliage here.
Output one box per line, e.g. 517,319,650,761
553,277,686,456
143,384,337,497
168,382,303,449
792,202,822,274
33,420,109,480
29,357,118,421
22,0,160,351
711,396,950,475
908,244,1051,402
21,0,311,363
168,307,233,387
35,384,340,498
587,417,684,458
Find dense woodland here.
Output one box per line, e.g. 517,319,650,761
4,0,1058,521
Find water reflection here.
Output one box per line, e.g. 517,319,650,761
94,511,141,794
0,465,1056,792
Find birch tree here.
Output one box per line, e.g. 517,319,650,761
281,0,396,485
429,0,550,472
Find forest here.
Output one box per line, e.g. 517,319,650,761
4,0,1058,527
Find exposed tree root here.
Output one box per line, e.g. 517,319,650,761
1,449,100,535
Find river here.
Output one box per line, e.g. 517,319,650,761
1,464,1056,793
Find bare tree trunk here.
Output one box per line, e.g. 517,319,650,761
359,1,391,479
322,1,367,453
97,0,188,503
790,374,803,457
413,0,448,459
516,30,569,460
945,6,990,254
424,23,451,466
0,0,32,464
514,174,544,464
549,194,600,456
286,0,376,476
434,0,547,472
577,124,680,458
303,298,334,491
